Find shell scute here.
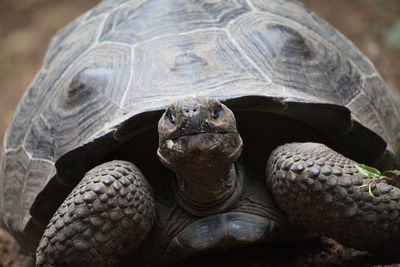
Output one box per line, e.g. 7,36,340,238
99,0,251,45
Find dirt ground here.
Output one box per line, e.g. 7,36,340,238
0,0,399,266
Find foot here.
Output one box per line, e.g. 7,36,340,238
36,160,155,266
266,142,400,254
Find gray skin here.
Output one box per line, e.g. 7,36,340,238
36,97,400,266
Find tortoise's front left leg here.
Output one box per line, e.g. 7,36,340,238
36,160,155,266
266,142,400,254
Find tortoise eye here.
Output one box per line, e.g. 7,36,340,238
212,105,222,119
166,110,175,124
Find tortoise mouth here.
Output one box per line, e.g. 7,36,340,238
157,131,243,168
160,129,235,143
163,131,235,152
164,131,237,151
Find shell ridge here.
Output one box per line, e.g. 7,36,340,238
120,46,135,108
133,27,225,48
224,29,272,85
94,14,110,43
243,0,256,11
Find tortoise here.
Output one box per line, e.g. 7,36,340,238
1,0,400,265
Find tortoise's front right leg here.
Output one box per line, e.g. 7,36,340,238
266,142,400,254
36,160,155,266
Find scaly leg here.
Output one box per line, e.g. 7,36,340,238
266,142,400,254
36,160,155,266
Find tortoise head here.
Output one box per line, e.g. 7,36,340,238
157,97,243,171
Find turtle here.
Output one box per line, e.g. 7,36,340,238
1,0,400,266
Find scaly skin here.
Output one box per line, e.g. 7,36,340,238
35,97,400,265
267,142,400,254
36,160,155,266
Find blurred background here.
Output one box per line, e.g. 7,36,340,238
0,0,399,266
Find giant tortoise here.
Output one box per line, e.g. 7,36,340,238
1,0,400,266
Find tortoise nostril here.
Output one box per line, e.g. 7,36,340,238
182,103,200,117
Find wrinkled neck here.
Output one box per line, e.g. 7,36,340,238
173,162,243,216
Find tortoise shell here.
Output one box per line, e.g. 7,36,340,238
1,0,399,251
